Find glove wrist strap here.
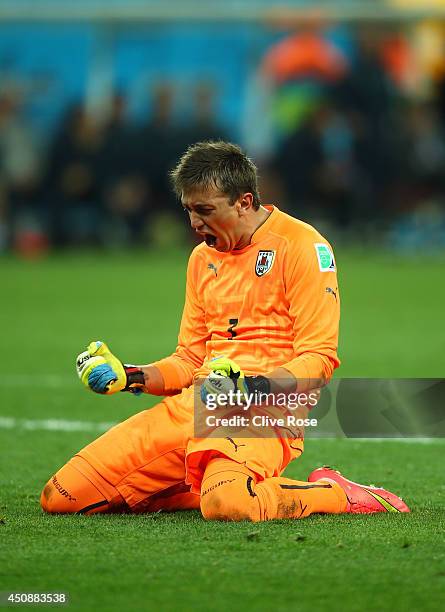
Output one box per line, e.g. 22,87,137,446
123,365,145,393
245,375,271,396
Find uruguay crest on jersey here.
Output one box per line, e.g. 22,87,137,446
255,250,275,277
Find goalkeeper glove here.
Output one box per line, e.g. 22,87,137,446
200,356,270,404
76,341,145,395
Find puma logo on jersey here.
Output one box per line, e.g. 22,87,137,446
208,261,222,277
325,287,338,301
255,250,275,277
208,263,218,277
226,437,246,452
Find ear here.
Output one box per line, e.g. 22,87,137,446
236,193,254,216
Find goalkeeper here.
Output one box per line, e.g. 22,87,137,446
41,141,409,519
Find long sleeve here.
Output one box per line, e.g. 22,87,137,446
153,250,210,393
280,237,340,386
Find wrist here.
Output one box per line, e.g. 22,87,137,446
138,365,165,395
244,375,271,396
123,365,145,393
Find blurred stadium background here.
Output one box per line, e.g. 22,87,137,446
2,0,445,253
1,3,445,610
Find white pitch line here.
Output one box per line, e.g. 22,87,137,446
0,375,77,388
0,416,443,442
0,416,116,432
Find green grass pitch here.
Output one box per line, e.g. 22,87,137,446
0,247,444,611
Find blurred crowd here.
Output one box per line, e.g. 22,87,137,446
2,24,445,254
0,82,227,253
257,26,445,247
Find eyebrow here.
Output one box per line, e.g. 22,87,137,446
182,202,215,210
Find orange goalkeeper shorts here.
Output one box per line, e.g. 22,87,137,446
74,386,303,511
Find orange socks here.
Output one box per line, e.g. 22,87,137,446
40,457,126,515
255,475,347,520
200,458,347,521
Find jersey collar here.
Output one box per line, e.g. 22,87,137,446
250,205,276,246
218,204,278,257
225,205,277,255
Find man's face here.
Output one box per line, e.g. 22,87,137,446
182,188,248,252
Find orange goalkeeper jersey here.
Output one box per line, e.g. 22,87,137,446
154,206,340,391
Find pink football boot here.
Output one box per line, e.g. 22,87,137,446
308,466,410,514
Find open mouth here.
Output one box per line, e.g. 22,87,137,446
204,234,217,247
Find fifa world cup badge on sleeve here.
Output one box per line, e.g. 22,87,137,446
314,243,336,272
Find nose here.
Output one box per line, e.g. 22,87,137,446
189,211,204,230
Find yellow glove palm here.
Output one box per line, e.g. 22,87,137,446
209,356,243,377
207,356,248,394
205,356,271,402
